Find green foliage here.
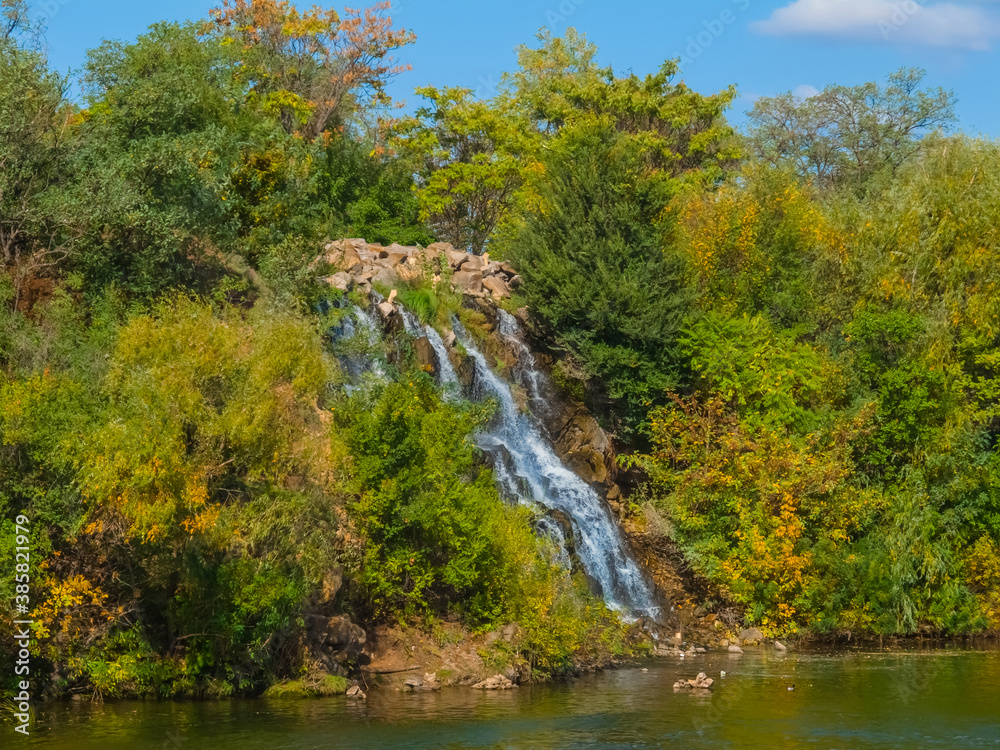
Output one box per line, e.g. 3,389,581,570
341,378,525,623
680,312,825,432
508,124,693,433
320,134,433,247
391,86,534,253
748,68,955,191
639,135,1000,636
0,35,70,306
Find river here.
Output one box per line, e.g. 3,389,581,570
17,644,1000,749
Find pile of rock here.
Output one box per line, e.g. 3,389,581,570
471,674,518,690
673,672,714,692
314,239,521,301
402,672,442,692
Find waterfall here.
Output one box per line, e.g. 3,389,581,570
401,310,460,397
322,299,388,383
496,310,544,403
452,318,658,618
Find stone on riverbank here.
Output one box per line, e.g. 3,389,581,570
472,674,517,690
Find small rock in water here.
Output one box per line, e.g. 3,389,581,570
641,668,648,673
404,675,423,690
728,644,744,654
673,672,714,692
471,674,516,690
774,640,788,652
346,685,366,700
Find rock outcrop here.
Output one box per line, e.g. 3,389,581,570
315,238,518,300
305,613,367,674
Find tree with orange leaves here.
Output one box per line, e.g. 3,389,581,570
209,0,414,139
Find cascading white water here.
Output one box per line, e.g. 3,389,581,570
401,310,460,397
452,318,658,618
325,301,388,383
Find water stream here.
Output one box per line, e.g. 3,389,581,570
450,318,657,618
401,310,460,397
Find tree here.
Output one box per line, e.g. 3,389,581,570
390,86,535,253
748,68,956,190
391,30,739,256
1,0,34,43
500,30,738,434
208,0,414,139
508,124,693,434
510,28,739,181
0,34,71,310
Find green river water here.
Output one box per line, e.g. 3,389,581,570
13,644,1000,749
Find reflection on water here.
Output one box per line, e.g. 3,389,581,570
19,645,1000,749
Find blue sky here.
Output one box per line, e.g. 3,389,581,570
34,0,1000,136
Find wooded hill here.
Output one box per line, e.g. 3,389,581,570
2,0,998,700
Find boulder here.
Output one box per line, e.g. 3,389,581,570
307,614,366,665
472,674,516,690
444,248,469,270
551,408,614,485
509,274,524,289
377,301,396,319
371,267,400,287
352,266,376,283
324,272,351,291
426,241,455,255
413,336,436,373
482,275,511,299
739,627,764,644
460,254,486,272
451,270,484,294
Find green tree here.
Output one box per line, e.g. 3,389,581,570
508,125,693,433
391,86,535,253
748,68,955,191
0,31,71,308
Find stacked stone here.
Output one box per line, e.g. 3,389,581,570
314,239,521,301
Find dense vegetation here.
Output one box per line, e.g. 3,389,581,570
2,0,999,704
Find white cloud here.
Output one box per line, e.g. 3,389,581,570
792,84,821,98
752,0,1000,50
